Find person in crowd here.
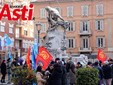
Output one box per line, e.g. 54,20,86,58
11,58,17,67
66,57,76,85
87,61,93,68
93,61,104,85
36,66,46,85
7,58,12,84
45,61,55,85
99,60,102,67
102,61,112,85
76,62,82,69
108,58,113,85
62,58,66,65
0,60,6,83
48,58,63,85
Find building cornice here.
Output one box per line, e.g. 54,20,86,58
31,0,93,4
31,0,108,4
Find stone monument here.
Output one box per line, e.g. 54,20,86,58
43,6,69,58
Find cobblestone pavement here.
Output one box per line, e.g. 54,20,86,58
0,74,13,85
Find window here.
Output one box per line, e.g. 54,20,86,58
0,25,5,32
41,23,46,33
96,37,105,48
81,37,89,49
9,23,14,34
96,4,104,16
68,38,75,48
80,21,90,32
95,19,104,31
0,22,5,32
30,29,34,37
15,28,19,38
55,7,61,15
81,5,88,16
24,30,28,36
67,6,73,17
67,21,75,31
40,8,46,18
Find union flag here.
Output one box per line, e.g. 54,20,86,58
26,47,31,68
97,49,107,63
36,46,53,70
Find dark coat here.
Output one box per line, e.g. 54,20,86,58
1,62,6,75
48,63,63,85
102,65,112,79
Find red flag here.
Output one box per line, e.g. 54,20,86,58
26,47,31,68
36,46,53,70
97,49,107,63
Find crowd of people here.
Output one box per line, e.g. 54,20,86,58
36,58,113,85
1,57,113,85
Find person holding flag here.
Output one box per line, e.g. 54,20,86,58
97,49,108,63
31,39,38,70
3,34,13,84
26,47,31,69
36,46,53,71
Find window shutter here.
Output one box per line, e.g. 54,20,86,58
73,38,76,48
100,4,103,15
103,37,105,47
85,5,88,16
96,5,99,16
96,37,98,47
81,6,84,16
87,21,90,31
65,39,69,48
67,7,69,17
95,20,98,30
81,38,83,48
80,21,83,32
44,9,46,18
73,22,75,31
101,20,104,31
71,6,73,17
40,9,42,18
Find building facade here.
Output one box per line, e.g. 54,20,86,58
32,0,113,58
0,0,34,60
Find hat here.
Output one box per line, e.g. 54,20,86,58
55,58,60,61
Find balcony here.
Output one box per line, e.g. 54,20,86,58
16,20,23,27
79,47,92,52
79,30,92,36
15,34,23,40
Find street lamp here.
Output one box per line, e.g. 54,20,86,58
35,22,42,45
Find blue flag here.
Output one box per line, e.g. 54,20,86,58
4,34,12,46
31,48,36,70
8,50,13,62
33,39,38,58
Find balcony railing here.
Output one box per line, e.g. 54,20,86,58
79,47,92,52
79,30,92,36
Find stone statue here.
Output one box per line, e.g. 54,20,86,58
44,6,69,58
45,6,64,28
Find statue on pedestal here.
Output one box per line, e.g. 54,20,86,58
43,6,69,58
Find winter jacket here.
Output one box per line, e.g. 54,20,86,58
36,72,46,85
102,65,112,79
